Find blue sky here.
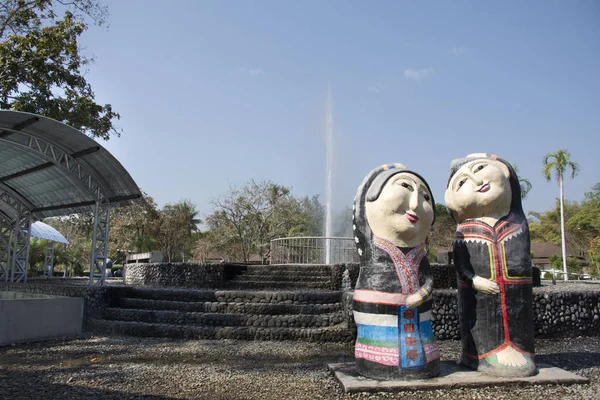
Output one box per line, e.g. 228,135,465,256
83,0,600,223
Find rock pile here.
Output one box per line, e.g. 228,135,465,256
431,291,460,340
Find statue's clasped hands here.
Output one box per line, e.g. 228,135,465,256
405,293,425,309
473,276,500,294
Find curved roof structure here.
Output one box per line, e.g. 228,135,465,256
0,110,142,221
31,221,69,244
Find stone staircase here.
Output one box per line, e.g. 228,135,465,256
223,264,335,290
89,265,354,342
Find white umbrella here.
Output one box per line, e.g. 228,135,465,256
30,221,69,244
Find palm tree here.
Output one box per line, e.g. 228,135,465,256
175,200,201,262
512,164,533,200
176,200,201,237
543,149,579,281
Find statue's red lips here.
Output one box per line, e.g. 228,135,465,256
478,183,490,193
405,212,419,223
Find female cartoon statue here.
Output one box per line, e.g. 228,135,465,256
352,163,440,380
445,153,536,377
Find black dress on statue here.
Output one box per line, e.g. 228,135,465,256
453,212,536,377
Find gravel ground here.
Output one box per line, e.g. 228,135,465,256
0,334,599,400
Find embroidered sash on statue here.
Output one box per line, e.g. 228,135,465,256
373,237,425,294
372,237,427,369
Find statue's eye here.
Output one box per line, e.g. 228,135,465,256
423,193,431,201
475,164,486,172
458,178,467,188
401,182,412,190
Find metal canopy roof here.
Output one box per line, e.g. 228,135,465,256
0,110,142,221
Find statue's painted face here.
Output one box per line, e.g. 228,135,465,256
445,158,512,222
365,172,434,247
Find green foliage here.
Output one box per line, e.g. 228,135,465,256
156,200,200,262
107,193,160,261
72,262,84,276
206,180,326,263
28,237,46,273
44,213,93,276
529,199,593,257
549,254,582,274
542,149,580,183
426,203,456,258
0,0,119,140
300,195,325,236
528,200,578,244
540,149,580,279
567,193,600,238
332,205,353,237
512,164,533,200
589,237,600,263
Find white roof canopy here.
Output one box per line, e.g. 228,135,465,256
30,221,69,244
0,110,143,222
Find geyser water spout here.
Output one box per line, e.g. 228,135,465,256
325,85,334,264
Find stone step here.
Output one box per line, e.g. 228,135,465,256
110,288,342,304
224,280,332,290
103,308,344,328
246,265,332,273
88,318,354,342
117,298,342,314
237,272,332,281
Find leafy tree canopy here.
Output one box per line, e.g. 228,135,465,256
0,0,120,140
206,180,325,263
426,203,456,259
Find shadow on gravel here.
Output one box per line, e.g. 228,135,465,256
1,351,354,369
0,369,179,400
537,352,600,370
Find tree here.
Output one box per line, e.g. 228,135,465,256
543,149,580,280
567,182,600,273
588,236,600,277
175,199,201,237
567,183,600,236
193,231,216,262
528,200,581,245
206,180,324,263
45,213,93,276
549,254,582,275
528,182,600,271
298,195,325,237
155,201,199,262
0,0,120,140
512,164,533,200
28,237,46,274
426,204,457,260
208,180,292,262
332,205,353,237
107,193,160,261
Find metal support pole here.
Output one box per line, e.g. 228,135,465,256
10,210,32,283
44,241,55,278
0,219,13,282
90,200,110,286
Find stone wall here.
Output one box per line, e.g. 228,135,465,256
333,263,359,291
533,290,600,337
2,274,599,341
431,264,457,289
0,282,108,330
124,262,357,291
123,262,246,288
121,262,455,290
342,287,600,340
